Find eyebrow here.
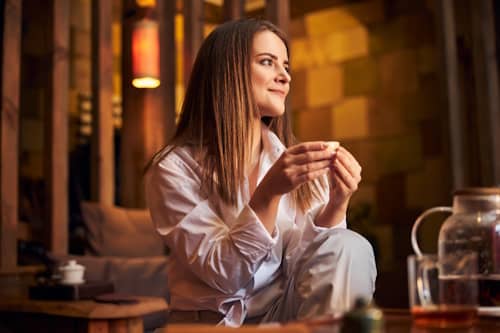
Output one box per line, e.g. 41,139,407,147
256,52,289,66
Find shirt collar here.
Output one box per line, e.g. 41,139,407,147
256,126,287,185
261,125,286,165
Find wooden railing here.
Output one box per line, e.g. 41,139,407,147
0,0,290,273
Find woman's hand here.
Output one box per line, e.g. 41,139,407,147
250,141,333,234
316,146,362,228
259,141,333,196
329,146,362,206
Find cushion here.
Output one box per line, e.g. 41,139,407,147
81,202,165,257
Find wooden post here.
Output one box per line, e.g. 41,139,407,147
470,0,500,185
435,0,465,190
265,0,290,35
223,0,244,21
91,0,114,205
121,0,138,207
183,0,204,86
151,0,176,159
0,0,22,271
266,0,290,120
44,0,69,254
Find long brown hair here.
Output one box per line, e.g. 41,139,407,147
148,18,325,211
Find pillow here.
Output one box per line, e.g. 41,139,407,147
81,201,165,257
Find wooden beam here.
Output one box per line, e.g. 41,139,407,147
265,0,290,35
223,0,244,21
45,0,69,254
0,0,22,271
435,0,465,190
183,0,204,86
91,0,114,205
470,0,500,185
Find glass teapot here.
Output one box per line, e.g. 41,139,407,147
411,187,500,306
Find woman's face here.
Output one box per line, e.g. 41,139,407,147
250,30,291,118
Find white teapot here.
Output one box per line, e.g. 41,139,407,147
59,260,85,285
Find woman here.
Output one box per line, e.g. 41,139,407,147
145,18,376,327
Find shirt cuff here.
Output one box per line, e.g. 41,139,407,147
228,205,279,262
302,204,347,243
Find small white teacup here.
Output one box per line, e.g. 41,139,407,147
325,141,339,153
59,260,85,285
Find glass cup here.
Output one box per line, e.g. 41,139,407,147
407,253,478,328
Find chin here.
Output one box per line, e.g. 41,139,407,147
260,106,286,118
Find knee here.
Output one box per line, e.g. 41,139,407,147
293,229,377,315
328,229,374,258
324,229,377,274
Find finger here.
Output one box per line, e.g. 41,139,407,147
337,147,362,171
332,159,360,190
336,149,361,178
288,141,327,154
296,168,330,184
295,159,332,175
330,171,348,193
289,149,335,165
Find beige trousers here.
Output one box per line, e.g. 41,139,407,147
255,228,377,323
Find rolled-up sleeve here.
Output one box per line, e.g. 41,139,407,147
145,151,277,294
301,204,346,244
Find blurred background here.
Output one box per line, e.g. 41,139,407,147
3,0,500,309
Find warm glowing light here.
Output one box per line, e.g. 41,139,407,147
135,0,156,7
132,19,160,89
132,77,160,89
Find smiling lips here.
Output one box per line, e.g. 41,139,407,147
268,89,286,97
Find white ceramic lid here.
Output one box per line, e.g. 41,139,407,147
59,259,85,271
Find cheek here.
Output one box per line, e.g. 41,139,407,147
253,76,267,89
251,67,268,86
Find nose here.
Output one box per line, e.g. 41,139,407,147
275,65,291,84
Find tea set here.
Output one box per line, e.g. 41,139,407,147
410,187,500,327
58,259,85,285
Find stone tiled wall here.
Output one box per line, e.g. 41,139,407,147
290,0,452,271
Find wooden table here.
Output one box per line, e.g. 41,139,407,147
0,296,168,333
157,309,500,333
382,309,500,333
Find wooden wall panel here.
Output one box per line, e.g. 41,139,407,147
0,0,22,270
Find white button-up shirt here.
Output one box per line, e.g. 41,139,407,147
145,127,346,326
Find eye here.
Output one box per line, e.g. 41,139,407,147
260,58,273,66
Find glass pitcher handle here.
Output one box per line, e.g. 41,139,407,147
417,259,436,307
411,206,453,256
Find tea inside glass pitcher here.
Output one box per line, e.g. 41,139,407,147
411,187,500,307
